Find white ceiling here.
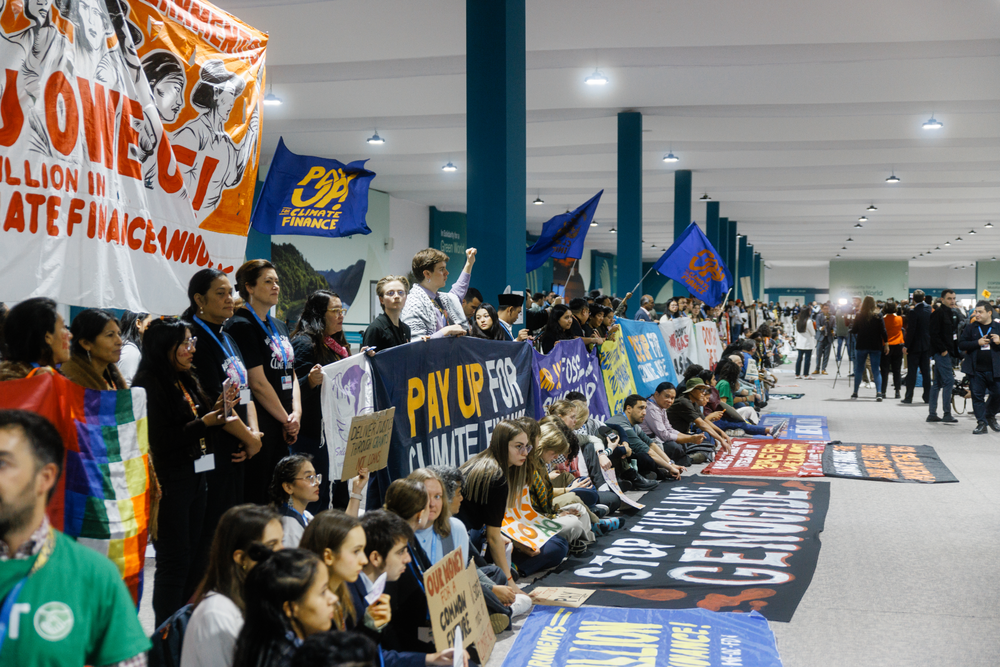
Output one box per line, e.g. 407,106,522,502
217,0,1000,267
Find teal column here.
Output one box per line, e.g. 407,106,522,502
466,0,526,307
738,236,750,301
729,222,740,288
617,111,642,314
673,170,692,298
719,217,731,275
753,252,762,302
705,201,721,254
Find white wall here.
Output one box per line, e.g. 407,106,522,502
909,265,976,290
387,195,430,278
764,263,830,289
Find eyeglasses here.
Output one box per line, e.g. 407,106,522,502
182,337,197,350
327,308,346,315
297,473,323,486
514,444,533,454
383,290,406,298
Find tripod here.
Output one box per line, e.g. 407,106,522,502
832,338,847,389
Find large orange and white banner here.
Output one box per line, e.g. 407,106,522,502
0,0,266,313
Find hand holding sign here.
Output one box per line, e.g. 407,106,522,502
340,408,395,481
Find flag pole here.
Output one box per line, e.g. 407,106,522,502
628,264,659,297
714,288,733,322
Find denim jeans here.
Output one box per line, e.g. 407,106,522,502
714,419,769,436
795,349,812,376
853,349,882,394
929,353,955,417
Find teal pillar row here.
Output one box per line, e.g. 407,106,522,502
719,217,731,274
617,111,643,314
754,253,762,302
705,201,721,255
465,0,526,308
738,235,750,301
729,222,739,287
672,170,692,298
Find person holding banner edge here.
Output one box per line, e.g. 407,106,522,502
401,248,477,339
363,276,413,350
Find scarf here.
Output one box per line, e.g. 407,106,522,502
325,336,348,360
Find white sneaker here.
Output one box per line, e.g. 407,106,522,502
510,593,533,618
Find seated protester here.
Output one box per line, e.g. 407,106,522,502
536,415,606,520
353,509,414,647
270,455,318,548
542,399,582,485
382,480,434,653
641,382,715,465
469,303,508,340
568,298,605,349
703,366,782,437
539,304,577,353
181,505,284,667
605,394,686,480
566,400,622,513
593,423,657,492
290,632,380,667
0,410,150,666
232,548,336,667
0,297,71,380
496,292,532,342
60,308,127,390
363,276,413,350
715,360,762,420
458,420,569,583
564,391,606,436
666,379,733,457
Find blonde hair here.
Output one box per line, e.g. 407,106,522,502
376,275,409,311
546,399,577,422
407,468,452,538
571,400,589,426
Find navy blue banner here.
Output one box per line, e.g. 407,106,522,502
369,338,536,478
532,339,611,421
250,138,376,237
502,606,783,667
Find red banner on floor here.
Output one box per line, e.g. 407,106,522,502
703,438,826,477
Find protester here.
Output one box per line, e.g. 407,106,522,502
232,548,336,667
133,318,236,626
812,302,834,375
903,289,932,404
880,301,905,399
606,394,686,479
181,504,284,667
401,247,477,337
184,268,263,569
60,308,126,390
496,292,531,341
291,290,352,510
793,308,816,379
666,378,732,456
0,297,71,380
226,260,301,505
958,301,1000,435
0,410,151,665
539,304,576,353
289,633,379,667
353,509,413,645
635,295,654,321
363,276,412,350
641,381,712,465
850,296,888,401
118,310,153,384
568,298,605,348
461,287,483,321
270,455,319,547
458,420,569,583
928,290,960,423
469,303,507,340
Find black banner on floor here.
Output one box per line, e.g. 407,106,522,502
822,443,958,483
532,478,829,623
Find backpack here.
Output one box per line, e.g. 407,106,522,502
148,603,194,667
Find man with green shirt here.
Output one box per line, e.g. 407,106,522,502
0,410,151,667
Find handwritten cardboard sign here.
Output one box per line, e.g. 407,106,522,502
424,548,494,663
529,587,595,608
501,486,563,550
340,407,395,481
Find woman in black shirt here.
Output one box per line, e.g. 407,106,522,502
538,304,576,354
362,275,412,350
225,260,302,505
850,295,889,401
469,303,507,340
290,290,351,511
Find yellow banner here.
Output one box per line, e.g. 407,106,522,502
598,336,637,415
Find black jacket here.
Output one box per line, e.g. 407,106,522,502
849,314,888,351
959,320,1000,377
904,302,932,352
929,305,960,356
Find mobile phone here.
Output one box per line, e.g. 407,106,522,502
222,378,235,419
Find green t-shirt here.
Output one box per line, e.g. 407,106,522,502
0,531,151,666
717,379,735,404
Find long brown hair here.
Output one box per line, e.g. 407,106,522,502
299,510,360,629
407,468,452,538
461,419,531,509
856,295,879,327
384,479,428,523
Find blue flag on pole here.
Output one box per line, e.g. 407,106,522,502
526,190,602,272
652,222,733,306
250,138,376,237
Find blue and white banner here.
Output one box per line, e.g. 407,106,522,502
616,318,679,397
758,413,830,441
369,338,535,478
502,606,783,667
532,339,611,421
251,138,376,237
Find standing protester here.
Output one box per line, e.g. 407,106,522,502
460,287,483,322
849,296,888,401
118,310,153,384
401,247,477,338
226,260,301,505
568,298,605,349
290,291,351,511
880,301,905,399
812,302,834,375
60,309,126,390
635,295,654,321
363,276,412,350
539,304,576,353
132,319,236,626
0,410,151,665
903,289,932,404
185,269,263,571
928,290,960,423
793,308,816,379
496,292,531,341
0,298,71,380
958,301,1000,435
469,304,507,340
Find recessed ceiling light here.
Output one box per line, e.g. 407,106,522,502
662,152,679,163
859,216,868,222
969,230,976,235
584,69,608,85
609,227,616,234
699,193,711,201
944,241,951,246
986,222,994,229
533,197,544,205
590,220,598,227
867,204,877,211
922,116,943,130
366,131,384,145
886,173,900,183
442,161,457,172
854,223,863,228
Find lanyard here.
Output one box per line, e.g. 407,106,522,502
0,527,55,656
980,324,994,340
193,317,248,386
245,307,290,369
405,554,431,623
285,503,309,528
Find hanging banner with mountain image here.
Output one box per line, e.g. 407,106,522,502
270,242,365,323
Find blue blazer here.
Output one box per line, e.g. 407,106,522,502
346,578,425,667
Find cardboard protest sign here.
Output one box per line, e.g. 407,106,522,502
822,443,958,483
424,548,493,662
501,487,562,550
339,407,394,481
529,587,594,608
693,321,724,370
703,439,826,477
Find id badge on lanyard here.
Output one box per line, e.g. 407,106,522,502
281,374,293,391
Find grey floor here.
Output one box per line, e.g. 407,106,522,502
139,361,1000,666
